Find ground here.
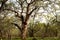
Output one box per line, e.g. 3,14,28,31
0,37,60,40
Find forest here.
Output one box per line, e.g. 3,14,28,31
0,0,60,40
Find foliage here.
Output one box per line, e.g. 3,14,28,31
0,0,60,40
0,37,60,40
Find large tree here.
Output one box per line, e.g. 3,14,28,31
0,0,40,40
0,0,60,40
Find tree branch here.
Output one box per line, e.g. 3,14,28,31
4,9,18,13
29,6,38,15
11,23,22,31
0,0,8,11
3,9,21,18
25,4,38,22
28,0,35,6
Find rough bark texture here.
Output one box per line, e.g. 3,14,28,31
21,22,27,40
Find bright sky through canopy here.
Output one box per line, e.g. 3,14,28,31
2,0,60,24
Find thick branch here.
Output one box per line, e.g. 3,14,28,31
17,0,24,22
4,9,18,13
25,6,29,22
29,6,37,15
4,9,25,24
0,0,8,11
4,9,21,18
11,23,22,31
25,6,38,22
26,0,35,14
20,15,25,23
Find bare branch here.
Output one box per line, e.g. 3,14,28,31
25,4,30,22
29,6,38,15
17,0,25,8
3,9,21,18
28,0,35,6
25,1,36,22
16,0,24,15
0,0,8,11
11,23,22,31
4,9,18,13
20,15,25,23
25,4,38,22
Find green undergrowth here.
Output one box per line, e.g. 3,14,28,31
0,37,60,40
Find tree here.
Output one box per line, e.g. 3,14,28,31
1,0,60,40
0,0,40,40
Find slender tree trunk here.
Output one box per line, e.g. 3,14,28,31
8,34,11,40
0,30,2,40
55,29,58,37
21,22,28,40
8,30,11,40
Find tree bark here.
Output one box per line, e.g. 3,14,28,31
0,30,3,39
21,22,28,40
